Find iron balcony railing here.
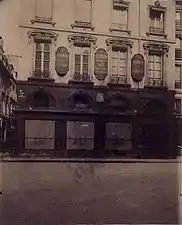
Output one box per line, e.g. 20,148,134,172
73,73,91,82
146,77,165,87
149,26,164,34
109,74,127,84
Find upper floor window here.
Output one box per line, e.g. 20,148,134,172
175,48,182,61
175,64,181,89
34,42,51,78
111,0,129,33
73,0,93,29
147,1,166,37
34,0,53,24
147,53,164,87
74,47,90,82
175,99,181,114
110,48,127,84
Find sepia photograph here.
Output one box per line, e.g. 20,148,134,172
0,0,181,224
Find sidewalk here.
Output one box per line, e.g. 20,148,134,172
0,156,181,163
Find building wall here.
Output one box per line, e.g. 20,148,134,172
0,0,177,90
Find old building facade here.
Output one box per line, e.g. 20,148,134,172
0,0,179,157
0,37,17,150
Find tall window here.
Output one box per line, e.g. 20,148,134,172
74,47,90,81
175,65,181,89
35,0,53,23
147,53,163,87
149,7,165,34
111,49,127,84
112,0,128,31
35,42,50,78
75,0,92,27
175,48,182,61
175,99,181,114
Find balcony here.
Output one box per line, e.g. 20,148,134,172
28,70,54,83
147,26,167,38
69,73,93,87
145,77,166,88
107,75,130,89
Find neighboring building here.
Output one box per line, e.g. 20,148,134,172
175,0,182,145
0,0,179,158
0,37,17,150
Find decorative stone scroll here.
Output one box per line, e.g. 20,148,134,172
143,42,169,56
94,48,108,81
27,30,58,43
106,38,133,50
68,34,97,48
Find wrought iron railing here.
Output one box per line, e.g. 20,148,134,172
109,75,127,84
73,73,91,82
149,26,164,34
146,77,164,87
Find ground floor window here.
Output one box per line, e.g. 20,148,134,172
105,123,131,150
66,121,94,150
25,120,55,150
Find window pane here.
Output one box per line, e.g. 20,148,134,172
35,0,52,21
83,55,88,73
35,60,41,70
75,54,81,73
36,43,42,51
75,0,91,23
44,43,50,52
44,52,50,61
43,61,49,71
35,52,41,60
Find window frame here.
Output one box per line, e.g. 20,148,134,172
34,41,51,78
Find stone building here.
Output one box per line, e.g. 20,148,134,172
0,37,17,150
0,0,179,157
175,0,182,146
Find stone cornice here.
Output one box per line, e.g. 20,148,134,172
106,38,133,48
68,34,97,47
143,42,169,55
27,30,58,42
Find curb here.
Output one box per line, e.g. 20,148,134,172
0,157,180,163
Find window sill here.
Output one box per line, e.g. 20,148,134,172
71,22,94,30
31,19,56,26
109,28,131,35
146,32,167,38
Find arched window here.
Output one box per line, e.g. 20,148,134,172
55,47,69,76
94,48,108,80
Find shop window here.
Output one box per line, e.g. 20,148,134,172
67,121,94,150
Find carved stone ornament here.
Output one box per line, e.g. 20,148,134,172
150,0,166,12
68,34,97,47
94,48,108,81
27,30,58,42
106,38,133,49
143,42,169,55
55,47,69,77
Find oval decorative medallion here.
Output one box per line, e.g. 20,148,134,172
131,54,145,82
94,48,108,80
55,47,69,76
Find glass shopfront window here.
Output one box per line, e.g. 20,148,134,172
105,123,131,151
25,120,55,150
67,121,94,150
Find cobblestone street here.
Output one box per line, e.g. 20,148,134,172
0,161,180,224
